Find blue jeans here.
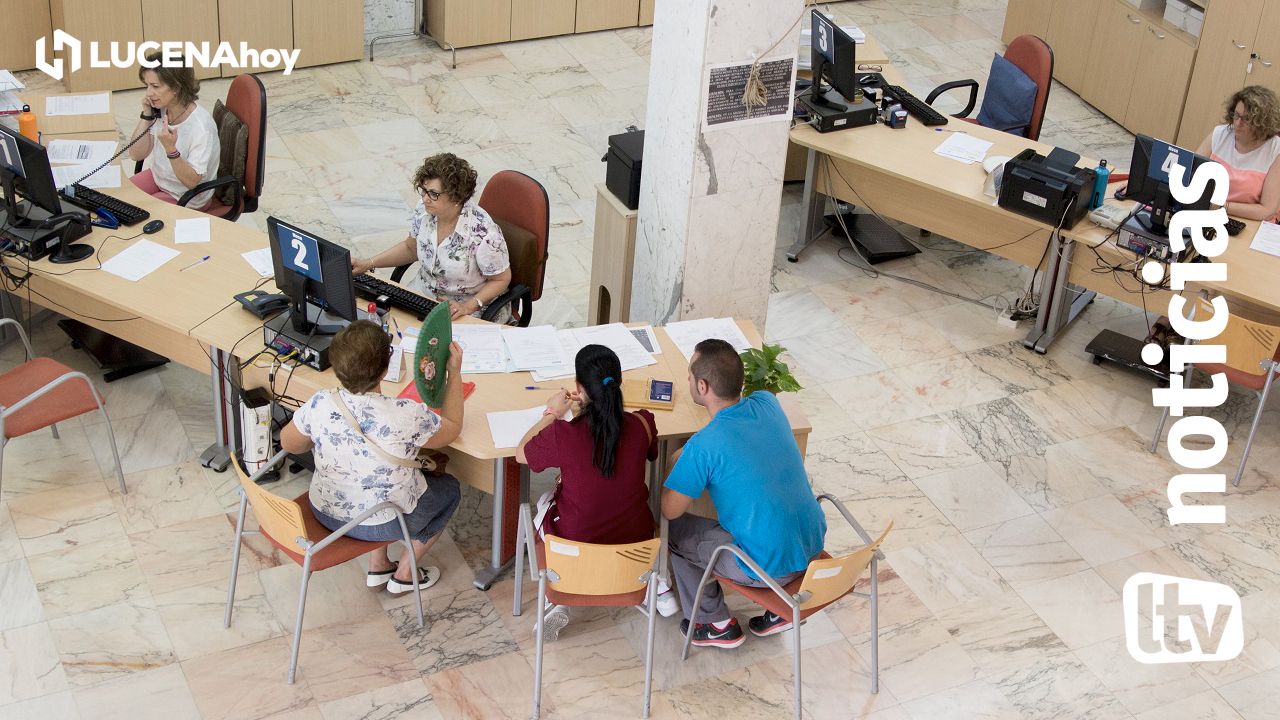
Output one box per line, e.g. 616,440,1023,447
311,473,461,544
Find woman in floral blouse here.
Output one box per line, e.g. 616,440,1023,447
281,320,465,594
352,153,512,322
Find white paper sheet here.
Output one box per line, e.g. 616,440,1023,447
629,325,662,354
100,239,180,281
52,164,120,189
47,139,117,166
572,322,656,371
663,317,753,361
241,248,273,278
452,324,507,374
500,324,567,370
486,405,572,449
174,217,210,244
529,330,582,381
933,132,993,165
45,93,110,116
383,345,404,383
1249,222,1280,257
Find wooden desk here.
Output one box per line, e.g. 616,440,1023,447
786,68,1280,348
18,90,118,138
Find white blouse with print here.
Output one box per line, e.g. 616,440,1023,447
409,199,511,321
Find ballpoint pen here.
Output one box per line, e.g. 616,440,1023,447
180,255,211,271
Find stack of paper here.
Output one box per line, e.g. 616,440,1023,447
1250,222,1280,258
933,133,993,165
452,324,506,374
500,325,567,371
572,323,658,371
47,139,117,166
663,317,752,360
52,164,120,189
45,93,110,116
486,406,573,449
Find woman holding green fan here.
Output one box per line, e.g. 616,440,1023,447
281,320,465,594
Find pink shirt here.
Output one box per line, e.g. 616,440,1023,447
1209,124,1280,214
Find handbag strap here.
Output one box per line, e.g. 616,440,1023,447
634,410,655,446
331,390,424,469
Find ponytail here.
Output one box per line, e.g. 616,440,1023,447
575,344,625,477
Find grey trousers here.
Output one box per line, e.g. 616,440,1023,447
668,514,802,624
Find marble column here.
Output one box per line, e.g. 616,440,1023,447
630,0,803,328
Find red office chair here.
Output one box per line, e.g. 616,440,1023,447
925,35,1054,141
134,73,267,222
392,170,550,326
0,319,126,496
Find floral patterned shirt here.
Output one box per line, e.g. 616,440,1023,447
410,199,511,322
293,388,441,525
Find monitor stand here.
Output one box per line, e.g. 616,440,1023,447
825,207,921,264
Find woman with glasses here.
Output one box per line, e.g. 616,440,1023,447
1196,86,1280,222
352,153,512,321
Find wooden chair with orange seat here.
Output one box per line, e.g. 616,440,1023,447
924,34,1053,141
0,318,126,495
1148,294,1280,487
391,170,550,327
511,503,662,719
223,450,425,684
135,73,267,222
681,494,891,720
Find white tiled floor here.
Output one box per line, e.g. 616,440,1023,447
4,1,1279,718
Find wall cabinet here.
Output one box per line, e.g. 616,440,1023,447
1001,0,1052,45
427,0,511,48
1124,21,1196,141
50,0,146,93
639,0,654,26
1176,0,1264,147
1081,1,1146,123
294,0,365,68
576,0,639,33
1,0,53,71
1044,0,1099,90
510,0,576,41
141,0,220,80
1252,1,1280,97
429,0,654,49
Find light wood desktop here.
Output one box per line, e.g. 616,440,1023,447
17,89,118,138
787,65,1280,350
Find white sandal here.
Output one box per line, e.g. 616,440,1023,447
386,565,440,595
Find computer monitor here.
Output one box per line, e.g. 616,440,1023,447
1125,133,1218,236
266,216,357,336
810,9,858,110
0,125,64,228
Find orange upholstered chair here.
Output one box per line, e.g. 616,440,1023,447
0,318,126,496
925,34,1054,141
223,451,425,684
391,170,551,326
681,495,892,720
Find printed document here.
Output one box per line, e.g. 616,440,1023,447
45,93,110,116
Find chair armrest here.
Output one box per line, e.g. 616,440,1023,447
177,176,243,219
134,159,144,175
817,493,886,560
925,79,979,118
988,120,1030,136
481,284,531,325
389,264,412,284
706,543,801,609
308,500,407,554
0,318,34,360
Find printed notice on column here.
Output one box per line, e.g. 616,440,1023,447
703,58,796,131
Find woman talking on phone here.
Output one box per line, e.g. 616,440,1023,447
126,50,220,210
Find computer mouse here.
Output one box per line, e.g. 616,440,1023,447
143,220,164,234
858,74,881,87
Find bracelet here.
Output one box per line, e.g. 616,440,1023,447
166,149,181,160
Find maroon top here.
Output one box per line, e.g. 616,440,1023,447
523,409,658,545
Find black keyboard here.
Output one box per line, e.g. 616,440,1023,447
859,74,949,126
59,185,150,226
1226,218,1246,236
353,273,438,320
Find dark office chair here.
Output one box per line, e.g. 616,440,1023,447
391,171,550,327
924,35,1053,141
134,73,267,223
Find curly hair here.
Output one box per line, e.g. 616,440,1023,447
329,320,391,394
137,50,200,107
1224,85,1280,140
412,153,478,204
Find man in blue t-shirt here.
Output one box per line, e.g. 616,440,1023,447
661,339,826,648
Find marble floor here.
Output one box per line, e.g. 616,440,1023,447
4,1,1280,718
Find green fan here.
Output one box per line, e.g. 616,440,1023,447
414,302,453,407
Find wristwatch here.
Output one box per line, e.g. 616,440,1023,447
140,111,159,120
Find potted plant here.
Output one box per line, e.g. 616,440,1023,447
741,343,802,395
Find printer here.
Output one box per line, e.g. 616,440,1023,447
997,147,1096,229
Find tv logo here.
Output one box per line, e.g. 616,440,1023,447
35,30,80,81
34,32,299,81
1124,573,1243,663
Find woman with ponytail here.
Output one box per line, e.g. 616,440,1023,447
516,344,672,638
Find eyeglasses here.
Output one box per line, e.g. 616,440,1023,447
1229,111,1251,123
417,187,443,202
857,64,883,72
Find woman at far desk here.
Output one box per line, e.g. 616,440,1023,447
126,50,221,210
1198,85,1280,222
352,153,512,322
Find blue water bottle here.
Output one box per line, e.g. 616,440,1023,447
1091,159,1109,209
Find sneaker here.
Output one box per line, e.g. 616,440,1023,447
748,610,793,637
541,604,570,641
386,566,440,595
680,618,745,649
655,588,679,618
